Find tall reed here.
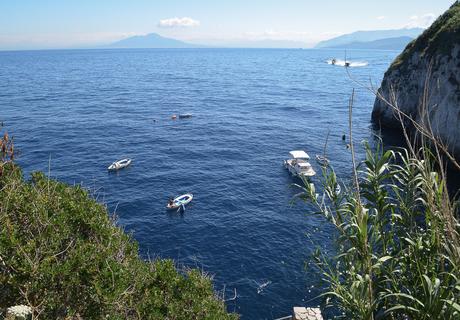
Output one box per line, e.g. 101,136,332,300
296,87,460,318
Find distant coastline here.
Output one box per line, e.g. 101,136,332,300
0,27,426,52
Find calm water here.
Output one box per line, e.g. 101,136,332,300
0,48,397,319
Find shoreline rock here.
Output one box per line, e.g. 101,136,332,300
372,2,460,157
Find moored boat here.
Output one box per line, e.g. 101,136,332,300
166,193,194,211
315,154,330,167
179,113,192,119
108,158,132,171
284,150,316,177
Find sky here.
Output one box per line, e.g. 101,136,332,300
0,0,455,50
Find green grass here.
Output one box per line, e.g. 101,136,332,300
0,163,237,319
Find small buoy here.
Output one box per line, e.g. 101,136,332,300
171,114,177,120
346,144,350,149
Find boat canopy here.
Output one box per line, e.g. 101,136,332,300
289,150,310,160
297,162,312,168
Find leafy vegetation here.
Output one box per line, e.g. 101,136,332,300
391,2,460,69
296,142,460,319
0,131,237,319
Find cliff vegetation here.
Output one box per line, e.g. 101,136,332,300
392,2,460,69
372,1,460,158
0,131,237,319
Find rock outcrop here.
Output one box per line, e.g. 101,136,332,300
372,2,460,156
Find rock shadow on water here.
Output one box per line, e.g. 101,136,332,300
371,124,460,197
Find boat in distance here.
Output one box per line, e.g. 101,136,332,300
108,158,132,171
178,113,193,119
166,193,194,211
284,150,316,177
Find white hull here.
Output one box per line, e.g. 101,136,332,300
108,158,132,171
166,193,194,210
315,155,330,167
284,159,316,177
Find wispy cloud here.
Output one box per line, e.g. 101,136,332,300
158,17,200,28
405,13,436,28
376,16,386,20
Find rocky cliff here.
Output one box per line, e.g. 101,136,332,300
372,2,460,156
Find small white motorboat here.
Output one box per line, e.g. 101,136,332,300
284,150,316,177
179,113,192,119
315,154,330,167
108,158,132,171
166,193,193,211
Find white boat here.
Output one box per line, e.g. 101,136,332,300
108,158,132,171
284,150,316,177
166,193,193,211
315,154,330,167
179,113,192,119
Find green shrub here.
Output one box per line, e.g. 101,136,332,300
0,163,237,319
391,2,460,70
296,143,460,319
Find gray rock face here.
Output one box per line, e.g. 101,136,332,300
372,2,460,157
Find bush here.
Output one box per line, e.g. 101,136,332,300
0,162,237,319
296,143,460,319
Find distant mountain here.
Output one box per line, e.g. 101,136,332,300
108,33,199,48
327,36,414,50
108,33,309,49
315,28,423,49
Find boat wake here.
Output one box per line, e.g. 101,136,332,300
327,59,368,67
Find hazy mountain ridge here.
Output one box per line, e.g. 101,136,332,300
326,36,414,50
315,28,424,49
108,29,423,50
108,33,200,48
108,33,310,49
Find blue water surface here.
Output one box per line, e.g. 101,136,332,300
0,48,398,319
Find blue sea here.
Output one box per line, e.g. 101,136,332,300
0,48,398,319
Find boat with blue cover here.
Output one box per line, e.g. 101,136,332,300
166,193,194,211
